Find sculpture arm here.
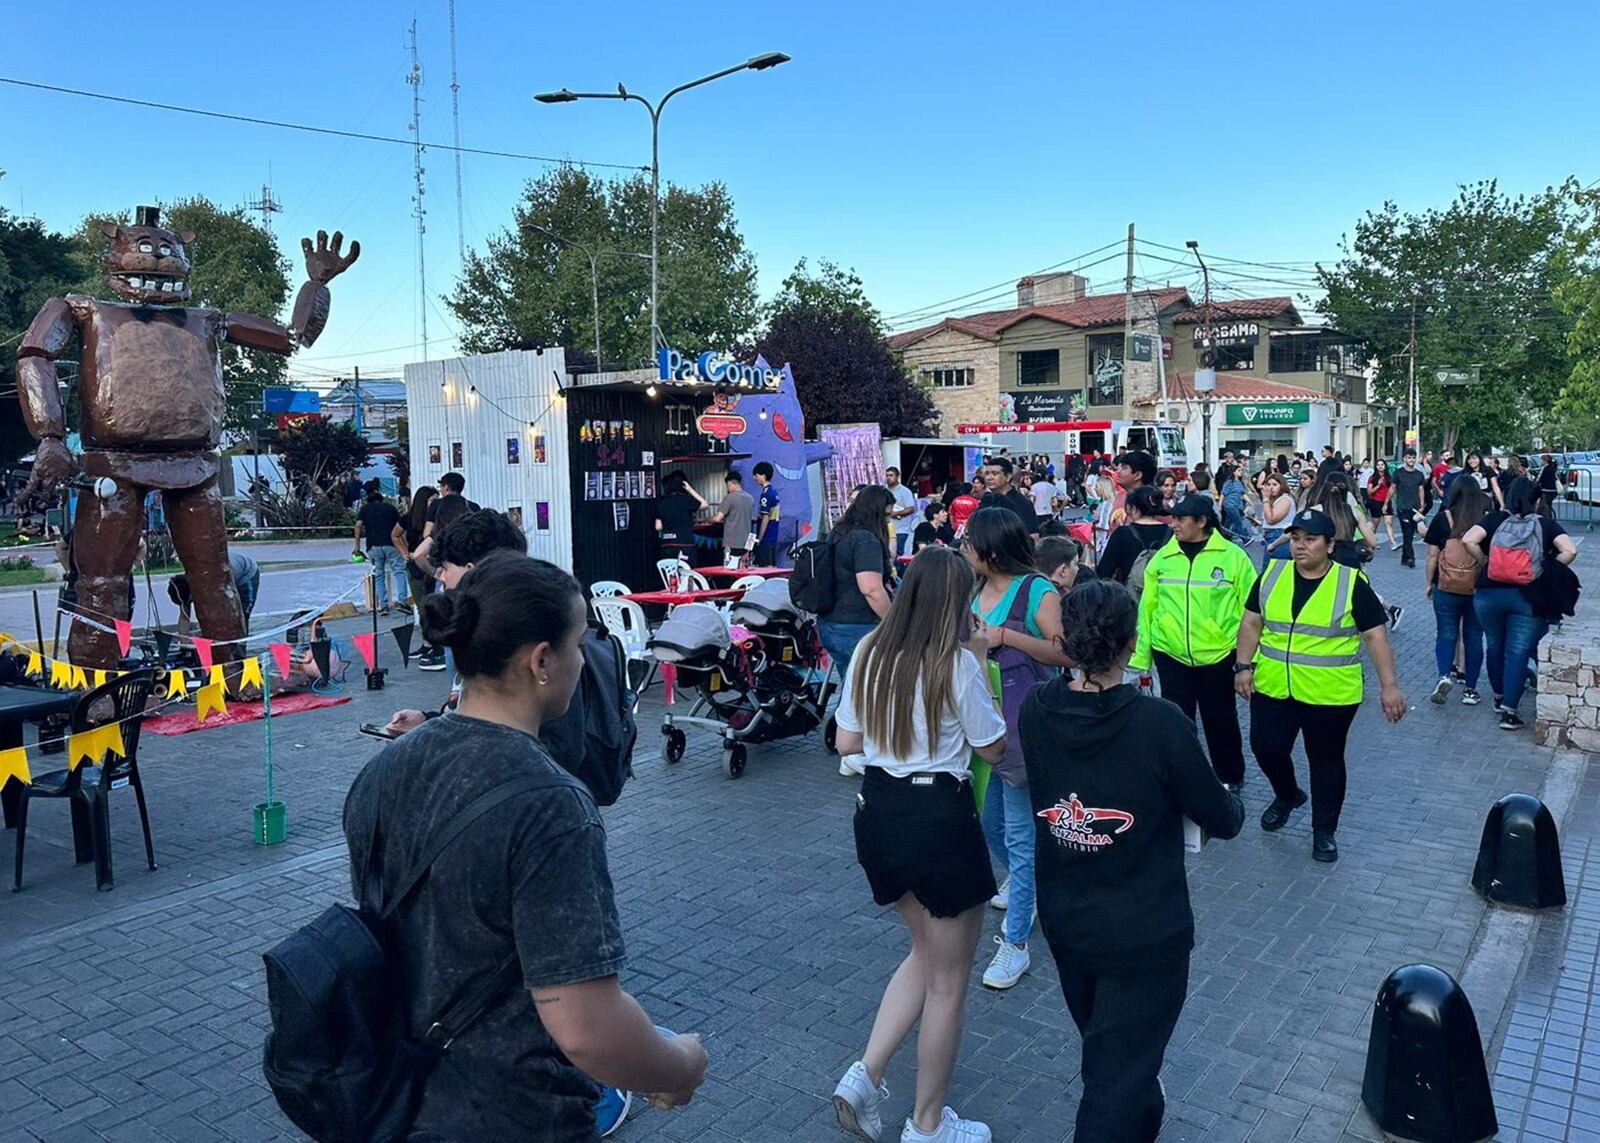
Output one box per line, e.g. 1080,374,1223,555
17,298,74,440
224,312,295,356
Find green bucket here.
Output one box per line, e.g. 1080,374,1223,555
253,800,287,846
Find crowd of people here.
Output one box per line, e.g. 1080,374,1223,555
327,440,1579,1143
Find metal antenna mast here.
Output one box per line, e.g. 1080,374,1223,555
448,0,466,266
407,20,429,361
245,181,282,238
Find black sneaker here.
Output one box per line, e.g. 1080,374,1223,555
1260,789,1308,832
418,649,447,672
1499,711,1526,731
1312,830,1339,863
1449,669,1467,684
1386,604,1404,631
1222,782,1243,794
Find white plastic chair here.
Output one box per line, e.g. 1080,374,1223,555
729,575,766,593
591,597,656,693
590,580,630,598
656,557,690,590
680,570,712,592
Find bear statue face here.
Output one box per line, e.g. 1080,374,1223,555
102,206,194,305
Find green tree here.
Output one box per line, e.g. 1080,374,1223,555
1316,179,1579,453
446,166,759,368
74,197,291,432
0,191,83,463
756,259,938,437
1551,185,1600,448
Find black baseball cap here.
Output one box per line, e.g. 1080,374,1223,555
1170,493,1218,523
1286,508,1335,539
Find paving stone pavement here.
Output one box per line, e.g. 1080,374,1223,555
0,530,1593,1142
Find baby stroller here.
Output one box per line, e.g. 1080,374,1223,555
647,597,832,779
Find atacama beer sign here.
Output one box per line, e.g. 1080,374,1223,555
1192,322,1261,350
658,348,782,392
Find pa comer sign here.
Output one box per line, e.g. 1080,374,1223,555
657,349,782,392
1224,401,1311,426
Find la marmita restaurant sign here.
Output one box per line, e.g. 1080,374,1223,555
1225,401,1310,426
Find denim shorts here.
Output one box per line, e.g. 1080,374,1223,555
853,767,997,918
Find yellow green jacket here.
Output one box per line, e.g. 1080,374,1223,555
1132,530,1258,670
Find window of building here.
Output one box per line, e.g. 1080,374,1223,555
1269,335,1365,375
923,366,974,389
1017,349,1060,387
1085,334,1123,405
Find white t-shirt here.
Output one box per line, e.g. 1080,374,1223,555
1030,480,1057,514
835,647,1005,779
889,482,918,535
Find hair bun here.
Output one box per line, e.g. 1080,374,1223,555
420,591,481,650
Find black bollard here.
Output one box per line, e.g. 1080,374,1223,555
1470,793,1566,909
1361,964,1497,1142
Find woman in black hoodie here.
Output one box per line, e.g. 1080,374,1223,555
1020,580,1244,1142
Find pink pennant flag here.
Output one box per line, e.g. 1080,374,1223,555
351,632,376,671
114,619,133,656
661,662,677,706
192,638,214,672
269,642,294,680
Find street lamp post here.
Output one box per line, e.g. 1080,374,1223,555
523,222,652,372
1186,240,1214,466
535,51,790,359
249,413,264,527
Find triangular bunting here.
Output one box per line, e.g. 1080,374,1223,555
240,656,264,692
310,639,332,682
50,660,72,689
69,665,88,691
209,664,227,690
391,623,415,664
269,643,294,680
93,670,108,689
351,632,376,671
192,638,214,672
114,619,133,656
67,723,125,772
26,652,42,678
0,746,29,786
165,669,190,701
195,681,228,723
0,633,14,647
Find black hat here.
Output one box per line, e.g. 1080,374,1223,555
1286,508,1335,539
1169,493,1217,523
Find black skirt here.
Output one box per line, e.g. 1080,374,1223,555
853,767,997,918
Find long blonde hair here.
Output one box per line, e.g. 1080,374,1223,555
850,546,976,760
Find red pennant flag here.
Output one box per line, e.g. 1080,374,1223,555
114,619,133,656
351,632,376,671
269,642,294,680
192,638,214,672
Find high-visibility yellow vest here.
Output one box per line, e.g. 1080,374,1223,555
1131,530,1257,670
1254,559,1364,705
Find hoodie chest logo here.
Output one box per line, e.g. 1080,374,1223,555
1037,793,1135,851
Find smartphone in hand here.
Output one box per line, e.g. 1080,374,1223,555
359,723,398,741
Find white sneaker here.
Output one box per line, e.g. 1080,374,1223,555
1430,676,1452,705
902,1106,992,1142
981,936,1030,990
839,753,867,777
989,877,1009,910
833,1060,888,1142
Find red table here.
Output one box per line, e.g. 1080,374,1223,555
620,588,744,607
699,566,793,580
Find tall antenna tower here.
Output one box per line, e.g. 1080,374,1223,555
245,181,283,238
448,0,466,266
407,20,429,362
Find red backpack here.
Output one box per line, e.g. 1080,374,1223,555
1486,513,1543,586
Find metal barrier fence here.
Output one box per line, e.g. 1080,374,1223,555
1561,467,1596,531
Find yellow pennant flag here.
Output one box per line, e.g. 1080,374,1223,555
68,665,88,691
209,664,227,691
239,656,264,692
0,633,14,648
67,723,125,772
195,681,228,723
25,652,42,678
93,669,108,689
165,669,190,701
0,746,29,786
50,660,72,689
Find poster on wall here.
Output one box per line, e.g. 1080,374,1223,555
506,504,524,530
532,429,547,463
428,441,442,466
643,472,657,498
613,502,630,530
450,441,463,468
819,423,885,525
627,472,643,499
505,437,521,465
536,502,550,531
600,471,614,500
585,473,601,500
642,450,655,467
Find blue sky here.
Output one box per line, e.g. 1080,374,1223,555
4,0,1596,385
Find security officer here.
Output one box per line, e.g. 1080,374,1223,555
1131,493,1258,789
1233,508,1408,863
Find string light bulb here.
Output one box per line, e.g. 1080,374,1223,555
646,384,658,398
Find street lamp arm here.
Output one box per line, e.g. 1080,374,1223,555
659,61,755,114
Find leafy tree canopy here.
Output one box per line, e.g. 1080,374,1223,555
756,259,937,438
447,166,760,369
1315,179,1581,453
1551,185,1600,448
0,183,82,462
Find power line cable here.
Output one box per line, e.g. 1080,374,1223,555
883,240,1125,323
0,75,648,172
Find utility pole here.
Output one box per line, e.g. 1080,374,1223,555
407,21,430,363
1123,223,1134,420
447,0,466,267
1407,293,1419,454
1186,240,1215,465
353,365,363,436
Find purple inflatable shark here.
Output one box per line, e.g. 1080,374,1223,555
727,359,832,554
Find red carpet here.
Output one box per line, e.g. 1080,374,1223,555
144,691,352,736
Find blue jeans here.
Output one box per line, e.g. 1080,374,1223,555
980,773,1036,946
1432,589,1483,688
817,619,877,681
1474,586,1547,713
366,545,407,609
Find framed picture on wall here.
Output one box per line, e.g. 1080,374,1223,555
428,441,442,466
506,437,521,465
450,441,464,468
506,503,524,530
532,428,547,464
600,471,614,499
536,501,550,531
627,472,642,499
643,472,657,498
585,473,601,500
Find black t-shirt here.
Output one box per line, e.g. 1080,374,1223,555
827,528,890,625
980,488,1041,533
912,521,939,549
1474,511,1566,589
655,492,698,547
357,500,402,550
1098,522,1171,585
1245,565,1387,632
426,493,480,533
343,714,626,1141
1538,463,1559,492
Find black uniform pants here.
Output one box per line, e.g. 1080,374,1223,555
1050,948,1189,1143
1249,693,1360,832
1153,652,1245,785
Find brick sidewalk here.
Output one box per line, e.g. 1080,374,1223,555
0,537,1592,1142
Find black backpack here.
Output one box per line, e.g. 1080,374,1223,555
790,534,839,615
540,625,638,806
262,771,570,1143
